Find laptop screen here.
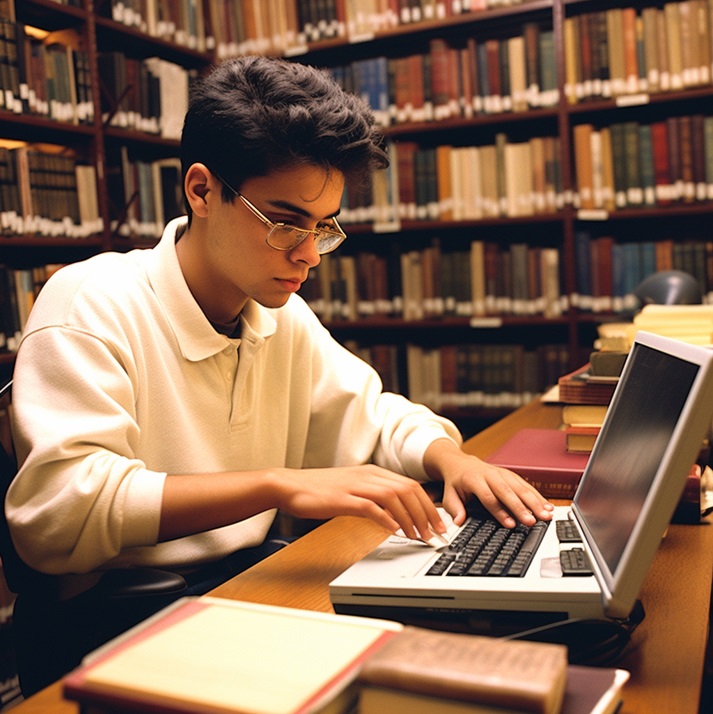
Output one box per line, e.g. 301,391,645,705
573,338,702,611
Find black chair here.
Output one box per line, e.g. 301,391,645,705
0,379,188,695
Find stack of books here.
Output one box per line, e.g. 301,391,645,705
562,404,608,454
557,363,618,407
63,596,630,714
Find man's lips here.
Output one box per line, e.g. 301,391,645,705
276,277,304,291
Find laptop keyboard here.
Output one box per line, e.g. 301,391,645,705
425,515,550,577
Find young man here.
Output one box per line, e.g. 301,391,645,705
8,56,552,693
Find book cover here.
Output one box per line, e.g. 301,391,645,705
358,626,568,714
360,665,630,714
573,123,594,209
557,364,618,406
63,597,403,714
485,428,589,498
562,404,608,427
564,425,600,454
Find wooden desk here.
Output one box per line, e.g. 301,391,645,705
11,400,713,714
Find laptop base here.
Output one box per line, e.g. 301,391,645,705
334,602,570,637
334,600,644,666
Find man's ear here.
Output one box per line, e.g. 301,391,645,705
184,163,214,218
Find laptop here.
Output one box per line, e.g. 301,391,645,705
330,331,713,630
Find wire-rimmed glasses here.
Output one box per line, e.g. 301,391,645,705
212,170,347,255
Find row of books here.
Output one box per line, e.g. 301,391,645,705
107,149,183,239
403,243,563,319
303,240,565,322
101,0,209,52
98,53,195,140
26,0,713,114
0,22,93,124
304,234,713,325
564,1,713,103
343,341,571,412
309,0,540,41
573,232,713,313
406,342,568,411
573,115,713,212
327,28,558,128
0,263,64,352
344,112,706,223
217,1,541,61
340,135,564,226
0,146,101,239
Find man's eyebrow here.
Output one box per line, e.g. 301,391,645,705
266,199,341,220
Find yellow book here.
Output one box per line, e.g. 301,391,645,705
664,1,684,89
606,8,626,96
573,124,594,210
63,597,403,714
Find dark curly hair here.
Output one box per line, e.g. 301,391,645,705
180,56,389,218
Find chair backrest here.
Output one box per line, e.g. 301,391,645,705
0,380,58,596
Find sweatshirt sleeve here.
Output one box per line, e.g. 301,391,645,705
7,324,166,575
296,301,462,479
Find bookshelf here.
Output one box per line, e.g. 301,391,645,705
286,0,713,429
2,0,713,427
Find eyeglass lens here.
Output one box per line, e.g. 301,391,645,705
268,225,344,254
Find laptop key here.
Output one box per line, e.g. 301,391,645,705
426,517,550,578
559,547,593,575
506,520,548,576
556,519,582,543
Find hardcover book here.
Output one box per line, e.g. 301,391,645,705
557,364,618,406
64,597,403,714
485,428,589,498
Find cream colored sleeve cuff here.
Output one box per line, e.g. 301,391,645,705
119,469,168,548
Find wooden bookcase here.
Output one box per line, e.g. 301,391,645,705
2,0,713,434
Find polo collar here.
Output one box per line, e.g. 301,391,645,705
145,217,277,362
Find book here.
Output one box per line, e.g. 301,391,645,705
557,364,618,406
485,428,589,499
672,462,708,525
357,626,569,714
360,665,630,714
632,304,713,345
573,124,594,209
588,350,627,377
564,425,600,454
64,596,404,714
561,404,608,427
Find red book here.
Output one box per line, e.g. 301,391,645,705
485,428,589,498
650,121,671,205
672,463,703,524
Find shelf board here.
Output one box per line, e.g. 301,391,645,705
0,111,95,145
94,16,211,68
0,236,104,249
324,315,571,330
17,0,87,31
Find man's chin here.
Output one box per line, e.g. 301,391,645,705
254,293,293,309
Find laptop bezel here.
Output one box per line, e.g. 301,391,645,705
570,331,713,618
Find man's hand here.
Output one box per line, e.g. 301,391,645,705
272,465,447,542
423,439,554,528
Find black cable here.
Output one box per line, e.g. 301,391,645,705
499,601,645,666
